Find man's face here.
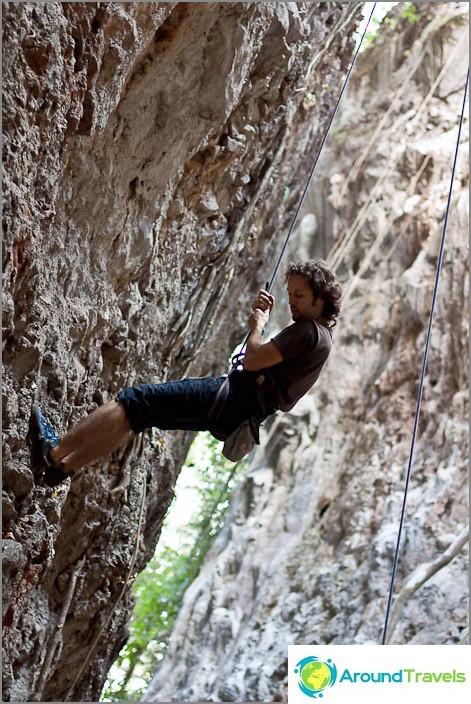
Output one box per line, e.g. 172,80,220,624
287,274,320,321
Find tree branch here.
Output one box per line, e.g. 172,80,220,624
33,555,86,702
385,524,469,643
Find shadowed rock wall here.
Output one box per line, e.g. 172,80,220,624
143,4,469,702
2,2,362,701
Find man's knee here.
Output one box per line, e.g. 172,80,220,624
114,400,132,430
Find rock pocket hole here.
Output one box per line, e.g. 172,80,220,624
319,501,331,518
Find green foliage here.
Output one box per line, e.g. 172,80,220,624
359,3,420,52
383,15,398,31
360,16,382,50
101,433,244,702
401,3,420,24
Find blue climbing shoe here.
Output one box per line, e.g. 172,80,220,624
28,405,72,487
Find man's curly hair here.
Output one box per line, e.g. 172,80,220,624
285,259,342,329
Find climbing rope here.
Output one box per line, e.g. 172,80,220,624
265,3,377,294
232,3,377,369
381,67,469,646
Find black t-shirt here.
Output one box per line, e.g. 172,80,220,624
268,319,332,411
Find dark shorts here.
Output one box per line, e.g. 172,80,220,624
116,370,277,441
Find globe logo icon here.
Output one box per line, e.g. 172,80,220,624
294,656,337,699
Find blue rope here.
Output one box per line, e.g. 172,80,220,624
232,4,377,369
381,66,469,646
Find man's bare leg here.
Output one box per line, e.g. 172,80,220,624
50,401,132,474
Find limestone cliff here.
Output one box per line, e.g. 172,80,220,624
143,4,469,702
2,2,362,701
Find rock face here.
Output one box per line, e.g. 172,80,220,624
143,4,469,703
2,2,362,701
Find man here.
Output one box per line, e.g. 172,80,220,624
28,259,342,487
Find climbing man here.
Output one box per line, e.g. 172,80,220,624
28,259,342,487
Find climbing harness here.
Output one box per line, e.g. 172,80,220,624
231,3,377,371
381,67,469,646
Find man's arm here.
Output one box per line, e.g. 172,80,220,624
243,289,283,371
244,333,283,371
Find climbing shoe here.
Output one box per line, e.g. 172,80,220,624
28,404,73,486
